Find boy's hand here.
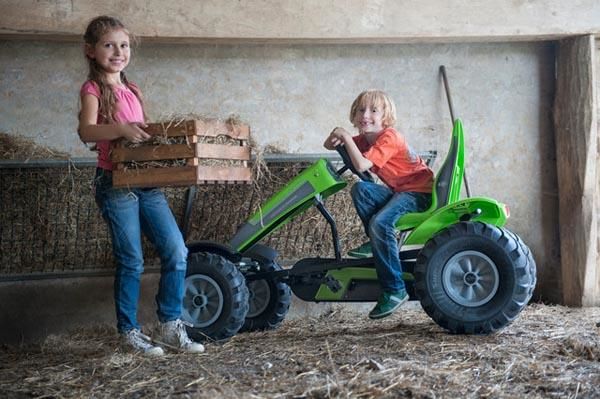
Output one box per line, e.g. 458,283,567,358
330,127,351,140
327,126,373,172
324,127,351,149
120,123,151,144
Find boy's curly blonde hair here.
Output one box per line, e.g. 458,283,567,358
349,90,397,129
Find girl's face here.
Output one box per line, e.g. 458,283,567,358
87,29,131,77
353,102,385,135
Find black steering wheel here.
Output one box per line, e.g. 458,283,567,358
335,145,374,183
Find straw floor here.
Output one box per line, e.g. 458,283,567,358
1,303,599,398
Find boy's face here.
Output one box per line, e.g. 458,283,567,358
353,102,385,135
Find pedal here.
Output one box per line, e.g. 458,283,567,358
324,275,342,292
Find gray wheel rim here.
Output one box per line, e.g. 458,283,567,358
442,250,500,307
182,275,224,328
246,279,271,318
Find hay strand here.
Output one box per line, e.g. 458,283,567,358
1,304,599,398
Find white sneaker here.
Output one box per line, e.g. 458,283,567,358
158,319,205,353
121,329,164,357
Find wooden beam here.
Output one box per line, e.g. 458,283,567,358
554,35,600,306
2,1,600,43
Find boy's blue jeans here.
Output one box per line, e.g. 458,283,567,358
94,168,188,333
351,181,431,292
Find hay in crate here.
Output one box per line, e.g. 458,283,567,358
110,118,252,188
1,304,599,398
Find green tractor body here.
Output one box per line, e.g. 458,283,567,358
229,159,347,253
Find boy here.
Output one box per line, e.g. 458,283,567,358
324,90,433,319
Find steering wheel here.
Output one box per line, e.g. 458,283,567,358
335,145,374,182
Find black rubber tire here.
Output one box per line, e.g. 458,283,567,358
415,222,536,334
240,261,292,332
182,252,249,342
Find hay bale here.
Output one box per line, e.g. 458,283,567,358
0,132,70,160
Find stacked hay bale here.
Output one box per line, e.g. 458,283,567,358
0,126,365,277
0,133,112,275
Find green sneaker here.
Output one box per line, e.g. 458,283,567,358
368,290,409,319
348,241,372,258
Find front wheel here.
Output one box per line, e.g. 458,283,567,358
240,261,291,332
182,252,249,341
415,222,536,334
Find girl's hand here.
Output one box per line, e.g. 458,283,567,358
119,123,151,143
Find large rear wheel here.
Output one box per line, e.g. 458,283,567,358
182,252,249,341
415,222,536,334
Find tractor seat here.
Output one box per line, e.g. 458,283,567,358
395,119,465,231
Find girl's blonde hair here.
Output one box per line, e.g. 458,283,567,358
349,90,397,129
83,15,146,123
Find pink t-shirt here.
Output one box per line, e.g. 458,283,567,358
80,80,144,170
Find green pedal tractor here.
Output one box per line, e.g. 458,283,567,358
181,67,536,340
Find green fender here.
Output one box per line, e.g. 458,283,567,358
403,196,509,245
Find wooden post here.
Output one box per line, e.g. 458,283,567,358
554,35,600,306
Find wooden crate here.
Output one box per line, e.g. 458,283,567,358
111,119,252,188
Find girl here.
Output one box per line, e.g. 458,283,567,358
324,90,433,319
78,16,203,355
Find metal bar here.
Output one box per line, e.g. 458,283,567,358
0,268,162,283
440,65,456,123
0,152,436,169
181,186,197,240
0,158,97,169
439,65,471,197
0,155,338,168
314,195,342,261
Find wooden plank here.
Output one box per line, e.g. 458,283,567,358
111,144,194,162
112,166,198,188
195,143,250,160
196,166,252,182
112,165,252,187
554,35,599,306
227,124,250,140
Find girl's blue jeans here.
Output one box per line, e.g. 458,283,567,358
351,181,431,292
94,168,188,333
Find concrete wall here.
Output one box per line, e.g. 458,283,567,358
0,41,557,285
0,275,367,344
0,39,560,291
0,38,560,342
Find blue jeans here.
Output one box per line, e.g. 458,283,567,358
351,181,431,292
94,168,188,333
